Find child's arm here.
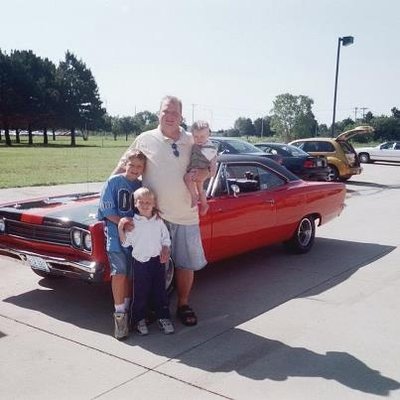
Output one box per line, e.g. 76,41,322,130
118,218,134,246
160,245,170,264
159,221,172,263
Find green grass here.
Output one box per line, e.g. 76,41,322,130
0,135,135,188
0,133,379,189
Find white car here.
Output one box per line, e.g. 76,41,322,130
356,142,400,163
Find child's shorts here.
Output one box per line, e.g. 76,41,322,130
108,251,133,277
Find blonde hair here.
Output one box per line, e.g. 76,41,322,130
191,120,210,133
133,187,159,216
124,149,147,165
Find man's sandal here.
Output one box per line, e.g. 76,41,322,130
177,305,197,326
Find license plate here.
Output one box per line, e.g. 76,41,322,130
316,159,322,167
26,255,50,272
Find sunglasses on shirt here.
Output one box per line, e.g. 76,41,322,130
171,143,179,157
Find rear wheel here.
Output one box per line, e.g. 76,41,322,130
284,216,315,254
358,153,370,163
326,165,339,181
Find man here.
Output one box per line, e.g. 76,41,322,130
113,95,207,326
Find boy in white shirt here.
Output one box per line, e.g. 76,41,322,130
118,187,174,335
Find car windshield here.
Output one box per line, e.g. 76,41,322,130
225,140,264,153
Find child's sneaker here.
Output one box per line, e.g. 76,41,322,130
113,312,129,340
158,318,175,335
136,319,149,336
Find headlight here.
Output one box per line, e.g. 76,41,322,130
71,229,82,247
83,232,92,251
0,218,5,233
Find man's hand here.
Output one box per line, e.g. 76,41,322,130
160,246,170,264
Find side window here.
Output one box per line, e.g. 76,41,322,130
226,164,260,193
256,166,286,190
317,142,335,152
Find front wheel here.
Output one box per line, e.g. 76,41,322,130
358,153,370,163
283,216,315,254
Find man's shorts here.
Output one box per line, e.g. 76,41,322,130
165,222,207,271
108,250,133,277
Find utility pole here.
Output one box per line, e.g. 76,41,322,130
354,107,358,122
360,107,368,120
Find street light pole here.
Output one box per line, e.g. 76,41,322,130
331,36,354,137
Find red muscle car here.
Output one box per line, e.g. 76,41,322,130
0,155,346,290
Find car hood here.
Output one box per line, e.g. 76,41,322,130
336,125,374,141
0,193,100,227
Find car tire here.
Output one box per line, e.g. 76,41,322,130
358,153,370,163
283,216,315,254
326,165,339,181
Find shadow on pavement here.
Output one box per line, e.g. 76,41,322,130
4,237,399,395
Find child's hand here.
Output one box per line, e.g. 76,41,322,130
119,217,134,232
160,246,170,264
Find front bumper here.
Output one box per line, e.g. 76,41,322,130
0,244,105,282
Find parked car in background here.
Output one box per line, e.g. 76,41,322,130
0,155,346,290
289,126,374,181
254,142,330,181
356,141,400,163
210,137,283,164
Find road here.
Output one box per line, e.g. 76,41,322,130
1,162,400,399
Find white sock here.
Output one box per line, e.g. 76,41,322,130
115,303,125,313
124,297,131,311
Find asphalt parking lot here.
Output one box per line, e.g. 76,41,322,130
1,162,400,400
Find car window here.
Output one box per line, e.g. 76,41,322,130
338,141,356,154
394,143,400,150
225,140,264,154
381,142,395,150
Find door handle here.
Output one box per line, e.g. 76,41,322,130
265,199,275,205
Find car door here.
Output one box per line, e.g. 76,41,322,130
205,160,286,262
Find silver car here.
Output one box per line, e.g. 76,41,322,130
356,142,400,163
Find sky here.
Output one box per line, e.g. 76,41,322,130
1,0,399,131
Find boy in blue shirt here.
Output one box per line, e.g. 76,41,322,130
98,149,146,340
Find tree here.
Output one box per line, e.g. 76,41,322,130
270,93,317,141
254,116,273,137
234,117,255,137
56,51,105,146
132,111,158,133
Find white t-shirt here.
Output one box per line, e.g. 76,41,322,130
122,127,198,225
121,214,171,262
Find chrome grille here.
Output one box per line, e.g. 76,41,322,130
6,220,71,245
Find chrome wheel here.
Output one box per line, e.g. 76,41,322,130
284,216,315,254
358,153,370,163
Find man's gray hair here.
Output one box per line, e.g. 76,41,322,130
160,95,183,113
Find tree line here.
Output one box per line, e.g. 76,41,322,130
0,49,105,146
221,93,400,143
1,49,399,146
